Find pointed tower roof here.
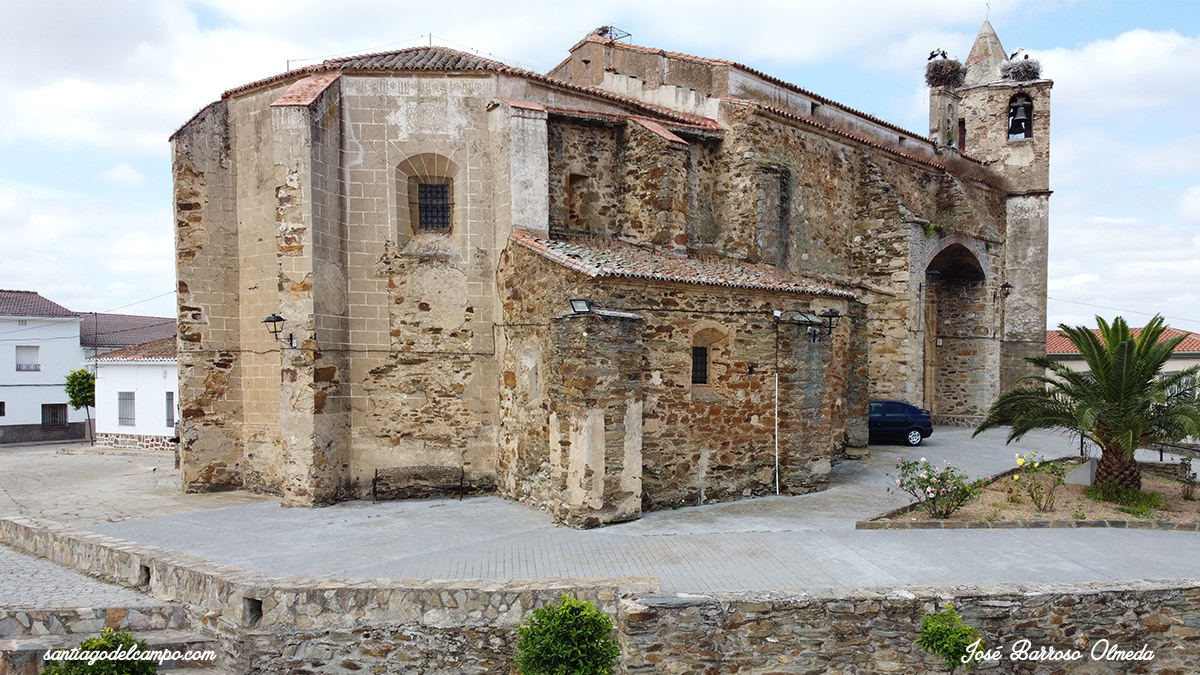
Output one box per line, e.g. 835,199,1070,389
963,20,1008,86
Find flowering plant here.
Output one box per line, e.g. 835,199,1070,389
889,457,984,519
1013,452,1066,513
1179,456,1196,501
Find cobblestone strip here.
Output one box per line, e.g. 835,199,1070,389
0,544,155,611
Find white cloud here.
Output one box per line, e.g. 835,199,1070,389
0,181,174,317
101,163,146,188
1036,29,1200,121
1181,186,1200,224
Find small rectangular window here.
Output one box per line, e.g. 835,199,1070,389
166,392,175,428
15,345,39,372
691,346,709,385
118,392,136,426
0,401,5,416
417,183,451,230
41,403,67,428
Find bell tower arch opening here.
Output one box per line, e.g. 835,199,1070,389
922,243,994,425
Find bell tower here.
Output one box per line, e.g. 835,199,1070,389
953,20,1053,392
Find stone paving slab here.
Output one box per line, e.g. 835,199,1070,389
5,429,1200,596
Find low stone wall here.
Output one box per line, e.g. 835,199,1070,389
95,432,176,452
5,515,1200,673
621,583,1200,674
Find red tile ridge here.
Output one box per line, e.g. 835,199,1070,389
631,117,687,145
271,72,342,107
490,97,547,112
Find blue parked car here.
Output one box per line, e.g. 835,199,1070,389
868,400,933,446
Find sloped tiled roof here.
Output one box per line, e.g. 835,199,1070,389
80,313,177,349
90,336,176,362
567,33,929,145
323,46,509,72
208,46,715,132
511,231,855,298
1047,327,1200,355
0,290,77,318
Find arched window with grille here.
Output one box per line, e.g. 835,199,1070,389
396,153,459,236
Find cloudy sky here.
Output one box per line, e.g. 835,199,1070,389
1,0,1198,331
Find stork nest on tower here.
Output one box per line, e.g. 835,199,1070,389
1001,57,1042,81
925,59,964,88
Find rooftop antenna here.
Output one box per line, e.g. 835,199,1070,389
595,25,632,42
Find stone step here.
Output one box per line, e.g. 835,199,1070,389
1,629,218,675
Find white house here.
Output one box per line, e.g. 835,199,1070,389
89,336,179,451
0,290,88,444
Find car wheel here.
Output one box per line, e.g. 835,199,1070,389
906,429,923,446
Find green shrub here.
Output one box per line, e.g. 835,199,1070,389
41,627,158,674
888,458,984,519
514,593,620,675
916,604,982,672
1086,480,1168,511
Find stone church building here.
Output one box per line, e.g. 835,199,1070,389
172,22,1049,526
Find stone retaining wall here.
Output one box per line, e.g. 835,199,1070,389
95,432,176,452
5,515,1200,673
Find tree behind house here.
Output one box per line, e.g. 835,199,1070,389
975,315,1200,491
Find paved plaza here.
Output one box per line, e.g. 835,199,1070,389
3,427,1200,604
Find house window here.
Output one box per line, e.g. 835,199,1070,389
41,403,67,428
166,392,175,428
1008,94,1033,139
15,345,39,372
691,346,709,385
416,182,451,230
0,401,5,416
118,392,135,426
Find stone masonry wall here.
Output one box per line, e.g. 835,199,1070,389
497,244,866,517
95,433,177,452
173,99,245,493
4,516,1199,674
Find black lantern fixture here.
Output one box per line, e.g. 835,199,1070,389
1000,282,1015,297
820,309,841,336
262,314,294,348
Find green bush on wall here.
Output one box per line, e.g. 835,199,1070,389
41,627,158,675
514,593,620,675
916,604,982,672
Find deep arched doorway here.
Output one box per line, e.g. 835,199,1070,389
922,243,996,424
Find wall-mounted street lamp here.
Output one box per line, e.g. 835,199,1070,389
569,298,593,314
262,314,295,348
995,281,1015,301
820,309,841,336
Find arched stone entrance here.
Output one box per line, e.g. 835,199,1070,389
922,242,996,424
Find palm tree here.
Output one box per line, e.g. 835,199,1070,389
975,315,1200,491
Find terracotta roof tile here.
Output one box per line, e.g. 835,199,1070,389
80,313,176,349
511,231,855,298
0,290,76,318
1047,327,1200,355
215,46,716,131
90,336,176,362
271,72,341,107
